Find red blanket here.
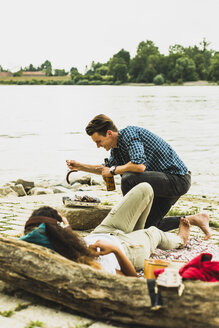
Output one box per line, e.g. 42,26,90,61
179,253,219,282
154,253,219,282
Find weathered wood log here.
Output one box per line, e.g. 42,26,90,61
0,236,218,328
56,205,111,230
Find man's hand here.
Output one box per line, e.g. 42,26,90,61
66,160,80,171
66,160,104,176
101,166,112,179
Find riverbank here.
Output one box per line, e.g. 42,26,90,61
0,177,219,240
0,76,217,86
0,178,218,328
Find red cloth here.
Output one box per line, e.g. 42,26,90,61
154,268,165,277
154,253,219,282
179,253,219,282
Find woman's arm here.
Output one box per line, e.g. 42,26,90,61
89,240,138,277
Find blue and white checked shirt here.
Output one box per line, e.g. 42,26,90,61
107,126,188,175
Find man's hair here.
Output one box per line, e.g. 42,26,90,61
31,206,62,222
85,114,118,136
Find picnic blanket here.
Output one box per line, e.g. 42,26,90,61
150,237,219,262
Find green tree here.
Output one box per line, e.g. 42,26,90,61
96,65,108,76
168,44,185,55
41,60,52,76
23,64,39,72
209,52,219,81
70,67,79,75
153,74,165,85
90,61,104,73
129,40,160,82
113,48,130,67
180,39,214,80
129,56,145,82
70,67,80,82
54,69,68,76
108,57,128,82
113,63,128,82
13,70,23,77
137,40,160,58
174,57,198,81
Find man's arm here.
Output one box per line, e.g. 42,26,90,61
89,240,138,277
102,161,146,178
66,160,103,175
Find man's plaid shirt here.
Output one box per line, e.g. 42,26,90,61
107,126,188,175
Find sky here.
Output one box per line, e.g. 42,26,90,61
1,0,219,73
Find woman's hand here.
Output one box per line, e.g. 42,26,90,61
62,215,70,227
89,239,138,277
89,240,117,255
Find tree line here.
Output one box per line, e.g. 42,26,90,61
1,38,219,85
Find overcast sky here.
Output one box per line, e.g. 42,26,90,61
1,0,219,73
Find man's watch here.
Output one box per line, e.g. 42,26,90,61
110,166,117,175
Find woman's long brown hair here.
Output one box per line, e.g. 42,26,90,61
25,205,99,268
45,222,98,267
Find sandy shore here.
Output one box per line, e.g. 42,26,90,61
0,184,218,328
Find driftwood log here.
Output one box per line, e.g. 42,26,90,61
0,236,218,328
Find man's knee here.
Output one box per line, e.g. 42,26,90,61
121,172,153,198
121,172,146,194
121,172,134,186
121,172,136,195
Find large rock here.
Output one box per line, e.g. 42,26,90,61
0,186,18,197
11,184,27,197
15,179,34,192
29,187,54,195
68,174,92,186
57,205,111,230
52,186,71,194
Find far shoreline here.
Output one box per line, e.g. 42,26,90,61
0,78,218,87
124,80,217,87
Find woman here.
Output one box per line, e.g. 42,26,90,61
20,183,191,277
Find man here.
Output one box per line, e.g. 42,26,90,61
66,114,211,239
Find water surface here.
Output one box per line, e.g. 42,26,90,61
0,85,218,196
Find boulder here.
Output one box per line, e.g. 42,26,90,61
70,183,91,191
15,179,34,192
90,177,102,186
0,186,18,197
56,205,111,230
68,174,92,186
29,187,54,196
11,184,27,197
52,186,71,194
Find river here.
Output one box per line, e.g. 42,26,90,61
0,85,218,196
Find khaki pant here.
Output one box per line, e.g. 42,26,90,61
92,182,184,270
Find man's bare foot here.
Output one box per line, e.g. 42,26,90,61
187,213,211,240
177,217,190,247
